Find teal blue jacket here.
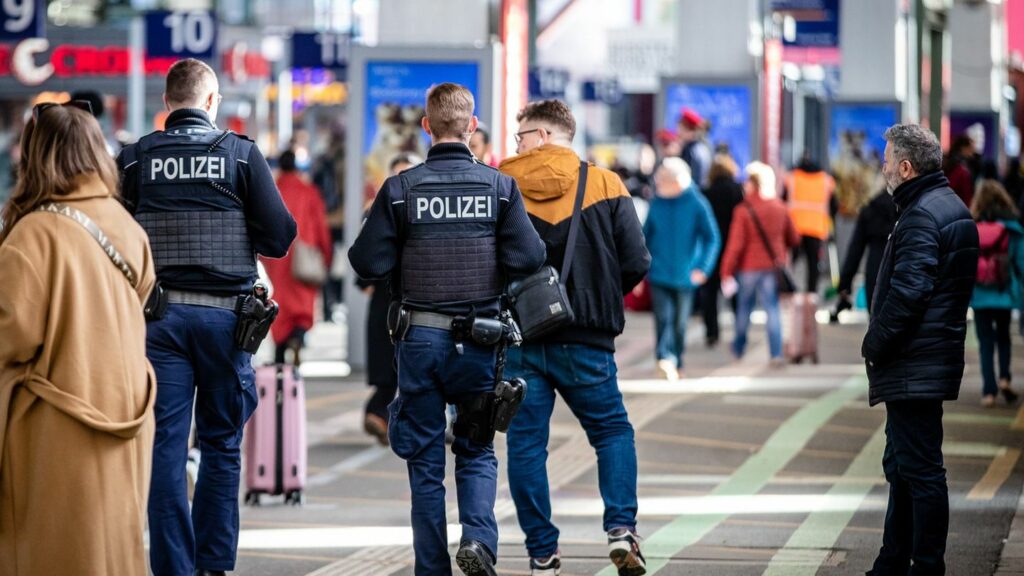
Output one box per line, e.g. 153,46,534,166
643,185,721,290
970,219,1024,310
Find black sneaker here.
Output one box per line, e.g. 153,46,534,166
456,540,497,576
607,528,646,576
530,550,561,575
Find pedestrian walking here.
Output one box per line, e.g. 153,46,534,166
969,179,1022,407
0,102,156,575
644,157,720,380
118,58,296,576
720,162,800,365
784,154,837,294
677,108,712,188
500,98,651,576
833,189,897,319
863,123,979,576
700,153,745,347
261,150,333,365
349,83,546,576
361,152,422,446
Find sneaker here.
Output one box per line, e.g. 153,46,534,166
607,528,646,576
656,359,678,381
530,551,561,575
456,540,497,576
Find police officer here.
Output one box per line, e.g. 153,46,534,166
349,82,545,576
118,58,296,576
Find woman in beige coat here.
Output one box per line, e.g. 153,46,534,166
0,103,156,575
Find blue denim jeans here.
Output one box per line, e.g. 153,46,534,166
147,304,258,575
389,326,499,576
869,400,948,576
732,270,783,359
505,344,638,558
650,284,696,369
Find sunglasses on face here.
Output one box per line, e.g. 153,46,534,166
32,100,94,122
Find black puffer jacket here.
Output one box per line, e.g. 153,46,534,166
862,171,979,405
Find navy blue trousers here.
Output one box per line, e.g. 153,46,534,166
147,304,258,575
389,326,499,576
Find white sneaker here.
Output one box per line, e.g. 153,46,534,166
656,359,678,381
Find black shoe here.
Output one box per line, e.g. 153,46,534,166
456,540,497,576
194,571,227,576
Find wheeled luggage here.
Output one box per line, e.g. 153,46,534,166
244,364,307,505
785,293,819,364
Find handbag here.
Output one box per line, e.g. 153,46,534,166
508,161,588,341
743,202,797,295
292,239,327,286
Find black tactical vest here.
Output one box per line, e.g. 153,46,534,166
125,127,256,291
399,162,502,307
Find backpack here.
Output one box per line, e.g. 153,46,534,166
976,221,1011,288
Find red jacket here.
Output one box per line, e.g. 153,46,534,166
261,172,333,345
719,194,800,279
945,161,973,207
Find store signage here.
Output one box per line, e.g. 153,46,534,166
222,42,270,83
582,79,623,105
0,39,176,86
528,67,570,100
770,0,841,65
0,0,43,42
291,32,348,73
146,10,217,59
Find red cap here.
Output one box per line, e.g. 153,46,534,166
679,107,704,128
655,128,677,144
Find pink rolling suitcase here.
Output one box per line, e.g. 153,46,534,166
785,293,820,364
244,365,307,505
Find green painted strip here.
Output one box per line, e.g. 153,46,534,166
760,424,886,576
943,441,1006,458
599,376,866,576
945,413,1016,427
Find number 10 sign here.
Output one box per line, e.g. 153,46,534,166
146,10,218,59
0,0,44,41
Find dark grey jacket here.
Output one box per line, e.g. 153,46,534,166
862,171,979,405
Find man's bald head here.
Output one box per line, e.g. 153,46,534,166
164,58,221,120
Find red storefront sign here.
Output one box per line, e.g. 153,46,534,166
0,38,181,86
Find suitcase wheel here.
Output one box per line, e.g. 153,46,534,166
244,491,261,506
812,354,820,365
285,490,305,506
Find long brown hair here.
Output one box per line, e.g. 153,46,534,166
1,105,118,241
971,179,1020,222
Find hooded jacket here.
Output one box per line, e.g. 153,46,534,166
862,171,979,405
500,145,650,351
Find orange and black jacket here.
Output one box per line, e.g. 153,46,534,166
500,145,650,351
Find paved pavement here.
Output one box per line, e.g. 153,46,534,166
229,306,1024,576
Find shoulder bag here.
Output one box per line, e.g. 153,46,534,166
743,202,797,295
508,161,588,341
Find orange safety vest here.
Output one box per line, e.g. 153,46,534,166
787,169,834,240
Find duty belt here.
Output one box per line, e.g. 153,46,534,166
167,289,239,311
409,311,454,331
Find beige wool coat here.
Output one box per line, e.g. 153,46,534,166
0,174,157,575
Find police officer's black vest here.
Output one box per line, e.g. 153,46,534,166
398,162,502,306
126,127,256,289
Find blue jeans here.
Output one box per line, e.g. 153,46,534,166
505,344,638,558
147,304,258,575
732,270,783,359
870,400,948,575
390,326,499,576
650,284,696,369
973,308,1012,397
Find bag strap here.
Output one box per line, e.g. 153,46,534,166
36,202,139,288
743,202,781,266
559,161,589,284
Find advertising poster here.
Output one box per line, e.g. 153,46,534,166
949,111,998,162
362,60,479,199
662,83,753,171
828,102,899,215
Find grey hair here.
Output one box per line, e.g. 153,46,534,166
659,157,692,190
883,124,942,174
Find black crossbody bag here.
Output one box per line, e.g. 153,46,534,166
508,161,588,341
